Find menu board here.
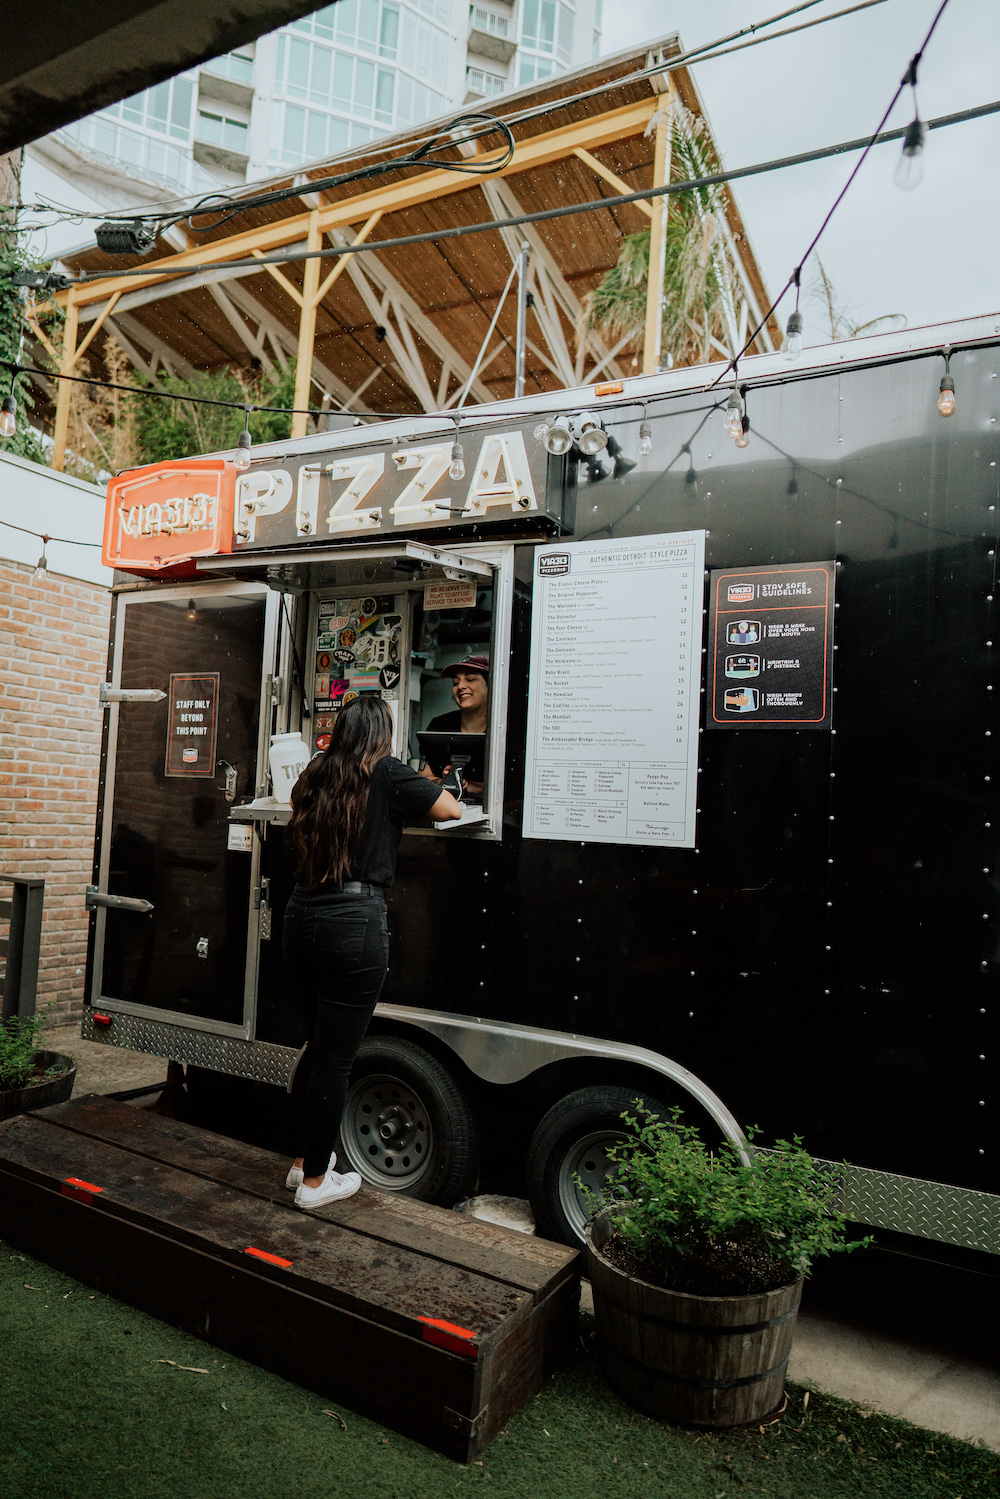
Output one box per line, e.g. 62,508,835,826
522,531,705,847
707,562,835,730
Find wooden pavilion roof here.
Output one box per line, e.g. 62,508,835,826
42,34,779,435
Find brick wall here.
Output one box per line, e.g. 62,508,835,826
0,559,111,1024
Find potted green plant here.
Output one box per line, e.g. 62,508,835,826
584,1106,867,1430
0,1012,76,1121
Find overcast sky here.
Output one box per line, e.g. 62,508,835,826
602,0,997,342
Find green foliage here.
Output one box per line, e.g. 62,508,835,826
0,1012,62,1092
589,1105,868,1296
0,214,52,466
129,361,298,466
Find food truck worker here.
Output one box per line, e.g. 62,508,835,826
420,655,489,796
283,696,461,1208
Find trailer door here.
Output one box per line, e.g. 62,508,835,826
90,583,275,1034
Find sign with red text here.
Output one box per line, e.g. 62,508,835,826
165,674,220,776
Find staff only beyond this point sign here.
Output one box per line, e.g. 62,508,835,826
707,562,836,730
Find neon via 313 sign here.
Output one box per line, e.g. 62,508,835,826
103,460,237,576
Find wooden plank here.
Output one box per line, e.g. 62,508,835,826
0,1114,526,1342
36,1096,576,1293
0,1162,480,1460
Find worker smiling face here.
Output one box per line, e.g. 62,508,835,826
451,669,488,719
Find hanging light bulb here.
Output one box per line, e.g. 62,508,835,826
894,118,926,191
725,388,743,441
449,440,466,481
735,415,751,449
33,538,49,582
937,347,956,417
783,309,804,363
233,425,252,471
0,393,16,438
186,598,198,622
638,404,653,458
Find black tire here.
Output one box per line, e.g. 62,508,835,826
336,1035,480,1205
526,1084,669,1247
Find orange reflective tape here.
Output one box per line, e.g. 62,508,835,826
418,1316,478,1359
245,1246,293,1268
64,1177,104,1193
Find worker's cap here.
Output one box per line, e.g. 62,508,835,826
442,655,490,679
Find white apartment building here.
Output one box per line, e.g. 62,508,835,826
22,0,604,258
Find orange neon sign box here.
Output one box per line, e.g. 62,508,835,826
103,459,237,578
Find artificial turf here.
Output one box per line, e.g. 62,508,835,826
1,1241,996,1499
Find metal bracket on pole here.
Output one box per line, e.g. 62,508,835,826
515,241,530,400
100,683,166,704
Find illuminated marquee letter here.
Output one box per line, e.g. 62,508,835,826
389,445,451,525
235,469,293,542
464,432,537,517
324,453,385,536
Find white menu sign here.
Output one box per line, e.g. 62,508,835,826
523,531,705,847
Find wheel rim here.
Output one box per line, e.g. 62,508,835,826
557,1129,627,1243
341,1072,433,1190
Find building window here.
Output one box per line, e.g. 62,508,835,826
520,0,574,65
103,75,195,142
466,67,507,97
290,0,410,58
202,50,255,84
197,111,250,154
517,53,554,86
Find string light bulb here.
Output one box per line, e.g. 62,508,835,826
894,118,926,192
449,440,466,481
0,393,16,438
33,538,49,582
725,388,744,441
233,409,252,471
937,346,956,417
186,598,198,622
735,414,751,449
783,309,804,363
638,405,653,457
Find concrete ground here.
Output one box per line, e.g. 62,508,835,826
40,1022,1000,1454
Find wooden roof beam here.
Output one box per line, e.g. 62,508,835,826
59,97,659,310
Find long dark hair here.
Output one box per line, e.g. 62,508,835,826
288,696,394,888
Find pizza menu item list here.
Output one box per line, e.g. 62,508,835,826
523,532,706,847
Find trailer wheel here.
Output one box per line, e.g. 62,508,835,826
337,1035,480,1204
526,1085,669,1247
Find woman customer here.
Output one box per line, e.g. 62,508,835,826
284,695,461,1208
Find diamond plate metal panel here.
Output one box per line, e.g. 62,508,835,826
754,1149,1000,1256
82,1009,298,1087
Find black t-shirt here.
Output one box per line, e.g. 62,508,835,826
315,756,441,890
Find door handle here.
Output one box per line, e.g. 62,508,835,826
85,884,154,915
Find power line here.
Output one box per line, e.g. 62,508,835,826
62,95,998,289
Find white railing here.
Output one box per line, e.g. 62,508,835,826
201,52,254,85
59,117,219,195
472,7,510,37
465,67,507,97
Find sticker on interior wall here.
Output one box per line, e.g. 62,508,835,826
330,680,350,700
379,664,401,690
227,823,253,852
316,734,331,751
360,597,377,616
332,647,355,665
382,614,401,629
317,652,332,671
315,673,331,698
342,691,358,705
315,713,335,730
339,628,356,648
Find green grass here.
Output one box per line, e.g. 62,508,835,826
1,1241,996,1499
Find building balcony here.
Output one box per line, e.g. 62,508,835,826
467,8,517,65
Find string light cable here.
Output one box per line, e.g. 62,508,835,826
39,93,999,293
0,515,101,549
9,0,887,252
708,0,953,388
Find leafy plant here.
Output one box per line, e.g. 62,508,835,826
587,1105,868,1297
0,1011,65,1092
0,208,54,466
584,101,742,369
809,257,905,342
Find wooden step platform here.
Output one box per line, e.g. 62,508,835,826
0,1095,579,1461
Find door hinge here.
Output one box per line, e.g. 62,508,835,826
100,683,166,705
256,876,272,940
265,674,285,707
85,884,154,914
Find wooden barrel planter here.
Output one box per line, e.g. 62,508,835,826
585,1206,802,1429
0,1051,76,1122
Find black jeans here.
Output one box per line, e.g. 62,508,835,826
283,884,389,1178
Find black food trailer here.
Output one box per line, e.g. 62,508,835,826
85,313,999,1257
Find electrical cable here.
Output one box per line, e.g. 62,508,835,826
59,94,998,289
0,515,101,547
708,0,954,386
9,0,883,237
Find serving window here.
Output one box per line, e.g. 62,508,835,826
295,540,513,839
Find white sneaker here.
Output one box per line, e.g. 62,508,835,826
294,1167,362,1209
285,1152,335,1190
